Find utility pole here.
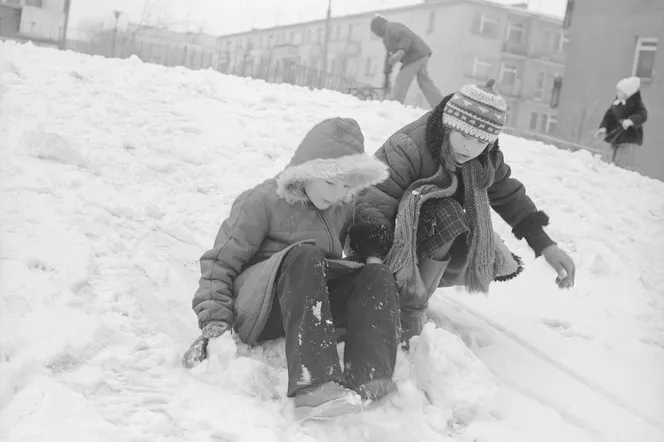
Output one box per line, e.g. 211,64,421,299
320,0,332,88
59,0,71,50
110,10,122,57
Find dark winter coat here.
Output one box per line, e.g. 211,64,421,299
349,94,555,279
382,21,432,66
191,118,388,345
600,91,648,146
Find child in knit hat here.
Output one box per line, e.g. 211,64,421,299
348,79,576,345
594,76,648,169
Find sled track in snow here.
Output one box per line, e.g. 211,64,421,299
438,297,664,436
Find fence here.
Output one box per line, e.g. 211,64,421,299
62,28,376,97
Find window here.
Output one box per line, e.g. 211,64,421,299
346,60,358,77
529,113,556,133
547,116,557,134
335,24,341,40
504,106,514,128
427,11,436,34
507,22,525,45
543,29,554,51
632,37,658,81
539,113,549,133
347,24,354,40
557,33,569,53
330,59,337,75
472,57,492,79
26,0,44,6
365,57,375,76
500,63,518,86
472,14,499,38
290,32,295,44
534,71,547,100
529,112,539,131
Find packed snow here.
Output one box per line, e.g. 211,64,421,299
1,41,663,442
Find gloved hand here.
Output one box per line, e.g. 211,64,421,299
348,221,393,262
388,50,405,66
400,309,427,350
593,127,607,139
621,119,634,130
542,245,576,289
181,322,229,369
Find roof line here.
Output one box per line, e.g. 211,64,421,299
216,0,562,39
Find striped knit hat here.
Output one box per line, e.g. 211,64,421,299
442,79,507,144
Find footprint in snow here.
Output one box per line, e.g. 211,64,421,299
541,318,593,340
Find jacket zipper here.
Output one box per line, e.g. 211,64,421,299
316,209,336,256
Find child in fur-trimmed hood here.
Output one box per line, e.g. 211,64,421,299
182,117,399,419
348,79,577,346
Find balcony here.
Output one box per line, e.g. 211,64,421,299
497,79,522,98
345,40,362,57
502,41,529,57
272,43,299,59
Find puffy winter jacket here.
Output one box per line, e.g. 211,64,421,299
191,118,388,345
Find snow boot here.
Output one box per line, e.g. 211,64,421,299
293,381,363,420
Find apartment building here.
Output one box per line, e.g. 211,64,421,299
0,0,67,46
557,0,663,180
215,0,567,135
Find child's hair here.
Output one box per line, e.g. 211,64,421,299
440,131,495,189
427,102,495,189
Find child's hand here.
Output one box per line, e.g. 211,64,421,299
621,119,634,130
181,335,209,369
594,128,607,139
542,245,576,289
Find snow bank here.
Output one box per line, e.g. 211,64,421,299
1,40,663,442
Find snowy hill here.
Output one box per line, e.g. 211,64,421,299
0,41,663,442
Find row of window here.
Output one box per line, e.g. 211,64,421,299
1,0,43,7
221,22,361,52
471,56,561,100
472,13,568,54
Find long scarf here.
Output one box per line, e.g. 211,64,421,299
384,158,495,311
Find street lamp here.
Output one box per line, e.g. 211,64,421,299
320,0,332,87
110,10,122,57
59,0,71,50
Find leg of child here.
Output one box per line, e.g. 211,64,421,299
328,263,399,400
269,244,346,398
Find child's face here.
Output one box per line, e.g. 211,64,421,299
304,178,352,210
616,88,627,100
449,131,489,164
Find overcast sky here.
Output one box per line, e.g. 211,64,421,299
70,0,568,35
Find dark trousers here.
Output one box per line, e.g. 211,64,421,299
258,244,399,397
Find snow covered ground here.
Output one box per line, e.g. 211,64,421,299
1,41,663,442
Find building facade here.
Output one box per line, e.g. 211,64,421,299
556,0,663,180
0,0,66,46
215,0,568,136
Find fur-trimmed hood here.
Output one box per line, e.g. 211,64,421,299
276,117,389,205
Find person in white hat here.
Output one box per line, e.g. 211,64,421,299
594,76,648,168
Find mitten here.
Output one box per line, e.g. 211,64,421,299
348,222,393,261
181,335,209,369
